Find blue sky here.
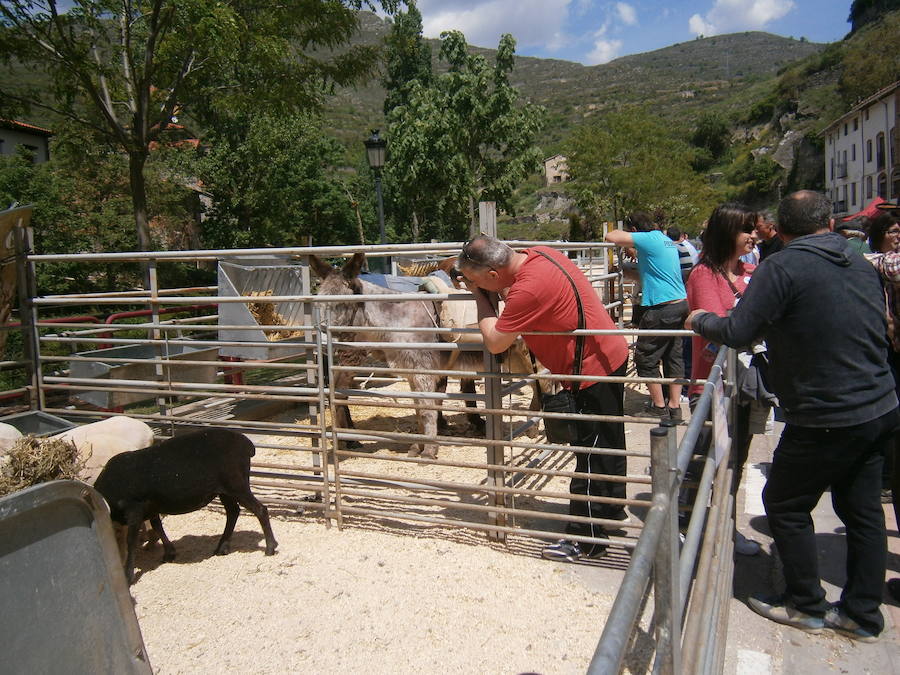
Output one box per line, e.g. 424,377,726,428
414,0,853,65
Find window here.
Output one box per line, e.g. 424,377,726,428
867,176,873,199
830,158,834,180
866,109,870,121
879,172,887,199
851,182,857,206
877,132,886,170
844,123,848,136
867,139,873,163
852,144,856,161
22,144,38,163
854,118,859,131
891,128,896,166
893,170,900,200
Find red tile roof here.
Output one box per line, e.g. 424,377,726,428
0,119,54,136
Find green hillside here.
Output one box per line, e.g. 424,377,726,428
326,13,826,153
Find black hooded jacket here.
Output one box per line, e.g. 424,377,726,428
694,232,897,427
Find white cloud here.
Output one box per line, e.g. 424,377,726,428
616,2,637,26
418,0,573,52
688,0,796,37
689,14,715,36
586,38,623,65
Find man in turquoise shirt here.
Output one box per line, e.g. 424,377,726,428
606,212,688,422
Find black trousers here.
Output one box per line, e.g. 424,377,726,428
763,407,898,635
566,362,627,546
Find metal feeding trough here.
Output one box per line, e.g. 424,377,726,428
0,410,76,436
68,343,218,409
217,258,311,361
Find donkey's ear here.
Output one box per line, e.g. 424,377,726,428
309,255,334,280
342,252,366,280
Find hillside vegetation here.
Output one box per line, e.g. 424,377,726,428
327,13,826,153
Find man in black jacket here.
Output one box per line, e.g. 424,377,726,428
686,190,898,642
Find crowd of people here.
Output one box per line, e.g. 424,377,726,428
456,189,900,644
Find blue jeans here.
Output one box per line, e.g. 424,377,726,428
763,407,898,634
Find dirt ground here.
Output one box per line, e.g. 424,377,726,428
130,381,658,674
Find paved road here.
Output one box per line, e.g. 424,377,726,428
726,423,900,674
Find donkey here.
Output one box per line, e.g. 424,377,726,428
310,252,484,459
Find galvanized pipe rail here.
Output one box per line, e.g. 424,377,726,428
588,348,734,674
9,234,734,670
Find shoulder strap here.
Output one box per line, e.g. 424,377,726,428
724,275,743,299
535,249,586,393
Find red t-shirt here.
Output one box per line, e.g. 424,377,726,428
496,247,628,383
686,261,755,394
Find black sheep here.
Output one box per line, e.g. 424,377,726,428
94,428,278,583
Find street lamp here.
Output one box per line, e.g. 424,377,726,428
364,130,387,271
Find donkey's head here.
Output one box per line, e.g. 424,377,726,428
310,252,366,326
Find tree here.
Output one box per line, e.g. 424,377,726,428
691,111,731,171
382,1,432,116
0,123,192,293
849,0,900,32
565,108,715,228
386,31,545,240
189,113,365,249
0,0,403,253
380,1,434,240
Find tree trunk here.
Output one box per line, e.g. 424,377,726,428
411,211,420,242
128,151,152,251
468,195,477,238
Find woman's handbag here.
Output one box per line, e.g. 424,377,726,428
536,251,586,444
736,348,777,406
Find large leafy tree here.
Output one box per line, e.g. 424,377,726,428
566,108,715,229
190,113,366,249
0,0,403,253
387,31,544,240
382,1,432,116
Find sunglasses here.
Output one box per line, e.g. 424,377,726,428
458,243,497,275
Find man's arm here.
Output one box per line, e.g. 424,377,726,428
686,262,789,347
468,286,520,354
604,229,634,247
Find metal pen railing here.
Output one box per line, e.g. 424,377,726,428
589,347,734,674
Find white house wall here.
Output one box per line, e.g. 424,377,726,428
824,85,899,216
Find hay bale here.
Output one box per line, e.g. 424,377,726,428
0,436,86,498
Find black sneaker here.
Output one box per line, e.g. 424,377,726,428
634,403,670,420
541,539,607,562
668,407,683,424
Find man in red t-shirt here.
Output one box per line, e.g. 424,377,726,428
458,235,629,562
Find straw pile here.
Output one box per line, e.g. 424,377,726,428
245,290,305,341
397,261,440,277
0,436,86,497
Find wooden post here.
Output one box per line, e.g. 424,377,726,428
479,202,497,237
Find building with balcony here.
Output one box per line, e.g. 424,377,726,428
822,80,899,216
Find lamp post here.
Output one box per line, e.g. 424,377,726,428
364,129,387,271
